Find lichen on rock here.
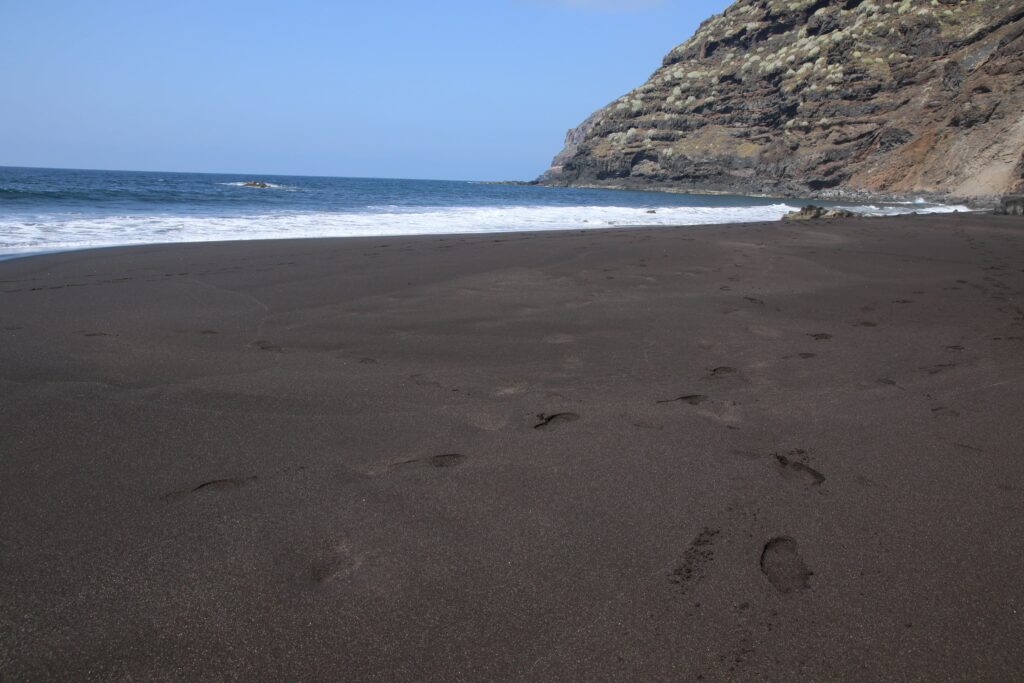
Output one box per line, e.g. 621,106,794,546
539,0,1024,202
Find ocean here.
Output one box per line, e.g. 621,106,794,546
0,166,968,258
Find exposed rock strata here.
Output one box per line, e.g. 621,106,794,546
540,0,1024,201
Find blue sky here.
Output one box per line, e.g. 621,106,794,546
0,0,731,180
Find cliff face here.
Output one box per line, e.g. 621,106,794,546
540,0,1024,200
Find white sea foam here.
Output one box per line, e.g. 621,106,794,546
0,202,972,256
218,181,293,189
853,203,972,215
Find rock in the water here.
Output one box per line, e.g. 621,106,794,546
1000,195,1024,216
783,205,856,221
539,1,1024,202
243,181,270,188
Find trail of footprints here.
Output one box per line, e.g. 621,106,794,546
667,452,821,596
657,369,825,596
42,227,1024,601
161,280,985,599
655,360,824,594
164,408,584,505
172,265,1013,593
671,529,814,598
661,269,1024,600
473,233,1000,598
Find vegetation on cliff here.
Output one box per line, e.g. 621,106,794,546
541,0,1024,200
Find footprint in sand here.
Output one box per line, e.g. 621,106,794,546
308,544,363,585
424,453,466,467
808,333,832,341
534,413,580,430
923,363,956,375
931,406,960,418
656,394,708,406
164,475,258,502
392,453,468,469
670,527,720,592
708,366,737,379
774,451,825,486
760,537,813,593
253,340,283,352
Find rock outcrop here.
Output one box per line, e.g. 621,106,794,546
540,0,1024,201
783,205,857,219
1001,195,1024,215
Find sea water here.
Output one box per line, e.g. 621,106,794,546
0,166,968,258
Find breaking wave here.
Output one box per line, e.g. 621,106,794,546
218,181,294,190
0,201,970,257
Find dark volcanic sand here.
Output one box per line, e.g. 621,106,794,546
1,214,1023,680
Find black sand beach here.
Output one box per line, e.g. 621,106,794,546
2,214,1023,680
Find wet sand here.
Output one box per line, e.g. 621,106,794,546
1,214,1023,680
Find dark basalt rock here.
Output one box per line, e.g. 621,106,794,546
783,205,857,220
539,0,1024,202
1000,195,1024,216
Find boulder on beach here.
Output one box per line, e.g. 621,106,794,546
783,205,857,221
999,195,1024,216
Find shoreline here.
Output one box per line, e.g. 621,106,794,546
2,213,1023,679
0,205,985,265
533,179,1001,209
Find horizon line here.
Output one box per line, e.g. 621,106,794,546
0,163,538,185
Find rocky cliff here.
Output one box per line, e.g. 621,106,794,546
540,0,1024,201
